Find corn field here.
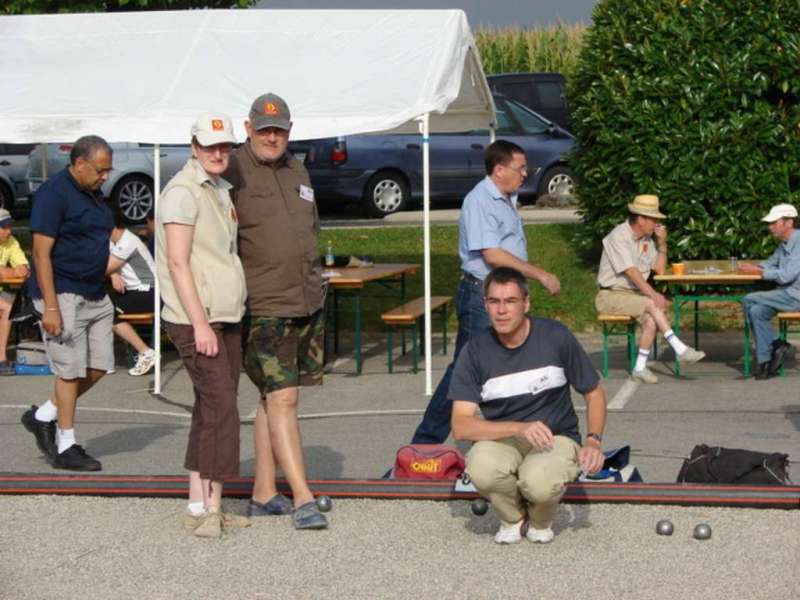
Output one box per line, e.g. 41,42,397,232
475,24,586,77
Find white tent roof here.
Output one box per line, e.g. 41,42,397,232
0,9,495,143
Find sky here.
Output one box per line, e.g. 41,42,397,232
254,0,598,29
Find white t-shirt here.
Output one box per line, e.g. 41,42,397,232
110,229,155,292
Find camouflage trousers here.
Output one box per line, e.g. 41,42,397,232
243,310,324,396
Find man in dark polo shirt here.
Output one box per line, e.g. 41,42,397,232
225,93,327,529
451,267,606,545
20,136,115,472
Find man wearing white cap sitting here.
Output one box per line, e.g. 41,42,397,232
595,194,705,383
739,204,800,379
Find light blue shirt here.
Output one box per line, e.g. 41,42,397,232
458,176,527,280
760,229,800,301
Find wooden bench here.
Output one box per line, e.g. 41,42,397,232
598,314,637,378
777,312,800,376
117,312,155,367
381,296,451,373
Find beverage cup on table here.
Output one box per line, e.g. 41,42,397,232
672,262,685,276
729,256,739,272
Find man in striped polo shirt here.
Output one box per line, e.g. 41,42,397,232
451,267,607,545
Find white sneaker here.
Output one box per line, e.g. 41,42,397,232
631,367,658,384
129,349,155,376
494,520,524,544
679,347,706,364
526,526,555,544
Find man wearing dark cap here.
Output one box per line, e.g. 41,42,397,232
740,203,800,379
225,93,328,530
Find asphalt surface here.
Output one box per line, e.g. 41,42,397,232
1,330,799,598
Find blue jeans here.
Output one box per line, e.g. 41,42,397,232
742,289,800,364
411,275,490,444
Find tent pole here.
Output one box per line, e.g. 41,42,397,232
420,113,432,395
153,144,162,395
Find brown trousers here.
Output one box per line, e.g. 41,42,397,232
166,322,242,481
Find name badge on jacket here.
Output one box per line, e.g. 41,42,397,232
299,184,315,203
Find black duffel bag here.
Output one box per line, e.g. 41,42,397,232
677,444,791,485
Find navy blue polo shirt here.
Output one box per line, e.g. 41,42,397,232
29,168,113,300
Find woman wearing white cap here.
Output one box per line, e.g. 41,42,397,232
155,113,249,538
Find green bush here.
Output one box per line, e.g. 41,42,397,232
569,0,800,260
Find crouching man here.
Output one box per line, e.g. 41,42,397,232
451,267,607,544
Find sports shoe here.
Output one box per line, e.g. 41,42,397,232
494,519,524,544
0,360,15,376
631,367,658,384
247,493,294,516
183,509,251,531
192,507,222,538
768,341,793,376
526,525,555,544
51,444,102,471
129,349,155,376
292,500,328,530
20,405,56,459
678,347,705,364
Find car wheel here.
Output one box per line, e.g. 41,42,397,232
0,182,12,211
112,175,153,223
538,166,576,199
363,171,409,218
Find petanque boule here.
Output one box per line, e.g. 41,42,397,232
693,523,712,540
655,519,674,536
315,495,333,512
470,498,489,516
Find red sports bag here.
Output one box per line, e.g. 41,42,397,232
393,444,465,480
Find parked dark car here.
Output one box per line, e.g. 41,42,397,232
0,143,37,211
289,95,575,217
487,72,572,132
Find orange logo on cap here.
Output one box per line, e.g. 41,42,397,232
264,102,279,115
211,119,224,131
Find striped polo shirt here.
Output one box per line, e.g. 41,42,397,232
448,317,600,444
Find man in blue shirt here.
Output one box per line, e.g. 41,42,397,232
740,203,800,379
20,136,115,471
411,140,560,445
451,267,606,544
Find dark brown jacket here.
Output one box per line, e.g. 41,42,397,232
225,143,322,318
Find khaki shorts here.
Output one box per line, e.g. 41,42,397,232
595,289,650,325
34,293,114,379
243,310,324,396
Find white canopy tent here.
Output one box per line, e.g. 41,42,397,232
0,9,496,394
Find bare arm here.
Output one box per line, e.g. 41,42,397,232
451,400,555,448
106,254,125,275
164,223,217,357
577,385,607,474
32,233,61,336
481,247,560,295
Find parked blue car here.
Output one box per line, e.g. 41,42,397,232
289,94,575,217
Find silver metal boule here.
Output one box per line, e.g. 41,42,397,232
693,523,712,540
655,519,674,536
470,498,489,516
315,495,333,513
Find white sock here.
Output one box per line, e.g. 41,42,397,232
57,428,76,454
634,348,650,372
187,501,205,516
664,330,688,355
35,400,57,422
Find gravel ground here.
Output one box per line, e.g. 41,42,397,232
1,495,797,600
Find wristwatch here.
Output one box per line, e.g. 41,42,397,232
586,432,603,444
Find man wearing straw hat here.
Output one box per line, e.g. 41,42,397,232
595,194,705,383
739,203,800,379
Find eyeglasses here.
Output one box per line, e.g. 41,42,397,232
504,163,529,175
196,143,233,155
84,161,113,176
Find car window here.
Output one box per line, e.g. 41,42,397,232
537,82,565,109
504,100,550,135
492,82,538,111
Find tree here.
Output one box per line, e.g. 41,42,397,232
569,0,800,260
2,0,255,14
